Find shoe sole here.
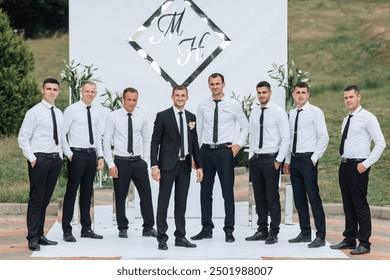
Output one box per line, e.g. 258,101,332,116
38,242,58,246
245,237,268,241
350,249,370,255
80,235,103,239
330,246,356,250
29,247,40,251
288,239,312,243
175,243,197,248
308,243,325,248
191,235,212,240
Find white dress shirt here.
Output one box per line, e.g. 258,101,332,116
341,106,386,168
197,95,249,147
103,107,150,169
172,106,189,157
249,101,290,163
18,100,63,162
285,102,329,164
62,100,103,158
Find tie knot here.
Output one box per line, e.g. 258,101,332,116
261,107,266,111
128,112,132,117
348,114,353,118
178,111,183,115
86,106,91,110
214,99,221,104
297,109,303,113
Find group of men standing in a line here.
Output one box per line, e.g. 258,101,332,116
18,73,385,256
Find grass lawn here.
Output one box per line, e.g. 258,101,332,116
1,0,389,205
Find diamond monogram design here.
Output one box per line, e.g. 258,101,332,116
128,0,231,87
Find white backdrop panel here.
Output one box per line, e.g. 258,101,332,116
69,0,287,218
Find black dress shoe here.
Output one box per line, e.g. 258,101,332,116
38,235,58,246
265,235,278,245
350,245,370,255
63,233,76,242
225,232,235,243
308,237,325,248
81,229,103,239
245,231,268,241
288,233,312,243
190,230,212,240
28,238,40,251
158,241,168,250
143,228,157,237
119,230,128,238
175,237,197,248
330,240,356,250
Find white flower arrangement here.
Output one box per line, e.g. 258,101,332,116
188,121,196,130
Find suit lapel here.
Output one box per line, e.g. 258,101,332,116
168,107,179,135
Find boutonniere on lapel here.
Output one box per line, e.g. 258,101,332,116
188,120,196,130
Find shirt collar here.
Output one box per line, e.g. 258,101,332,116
41,99,55,109
172,106,185,115
350,105,363,116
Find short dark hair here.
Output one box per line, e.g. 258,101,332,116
122,87,138,98
208,73,224,83
172,85,188,95
81,81,97,89
43,78,59,86
344,85,360,94
294,81,309,91
256,81,271,90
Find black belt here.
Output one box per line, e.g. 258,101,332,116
34,152,60,159
341,158,366,163
71,147,96,153
291,152,313,157
253,153,277,159
115,155,141,162
203,142,232,149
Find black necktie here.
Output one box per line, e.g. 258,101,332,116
127,113,133,154
292,109,302,154
339,114,353,156
179,111,185,158
259,107,266,149
86,106,94,145
213,100,220,143
50,106,59,145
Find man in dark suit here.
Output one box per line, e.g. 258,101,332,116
150,85,203,250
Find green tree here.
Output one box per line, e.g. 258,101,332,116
0,0,68,38
0,9,39,136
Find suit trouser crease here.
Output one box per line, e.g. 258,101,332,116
339,162,371,247
290,155,326,239
249,156,281,235
200,146,235,233
157,160,190,242
114,158,154,230
27,156,62,240
62,151,96,233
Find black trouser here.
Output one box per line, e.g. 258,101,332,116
27,154,62,241
113,158,154,231
249,155,281,235
290,153,326,239
200,146,235,233
62,150,96,234
339,161,371,248
157,159,191,242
